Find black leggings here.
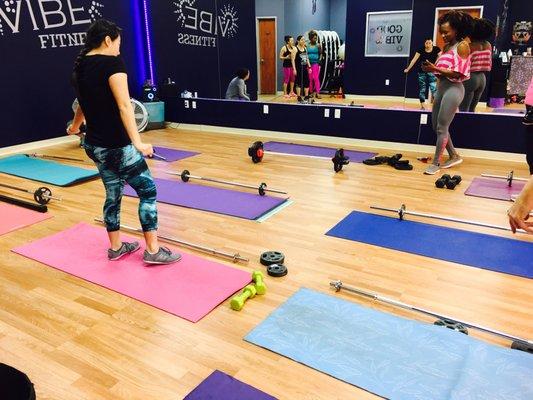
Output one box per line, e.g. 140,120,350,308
295,65,309,89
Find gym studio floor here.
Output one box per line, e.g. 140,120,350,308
0,126,532,399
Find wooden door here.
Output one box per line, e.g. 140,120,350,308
258,18,276,94
434,7,482,50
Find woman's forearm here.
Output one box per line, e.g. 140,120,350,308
71,106,85,131
434,67,462,79
119,103,142,145
515,177,533,211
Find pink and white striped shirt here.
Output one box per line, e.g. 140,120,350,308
435,42,471,82
470,47,492,72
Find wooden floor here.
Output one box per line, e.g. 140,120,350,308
0,127,532,399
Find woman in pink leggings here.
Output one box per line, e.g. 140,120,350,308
307,30,322,98
280,35,297,98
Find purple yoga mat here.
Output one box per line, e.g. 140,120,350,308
124,177,287,220
184,370,276,400
148,146,199,162
263,141,377,163
465,177,525,201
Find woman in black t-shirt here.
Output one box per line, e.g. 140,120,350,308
67,19,180,265
404,39,441,109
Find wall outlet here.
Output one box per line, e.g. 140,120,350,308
192,101,197,109
185,100,189,108
420,114,428,125
263,104,269,114
334,109,341,119
324,108,330,118
385,79,390,86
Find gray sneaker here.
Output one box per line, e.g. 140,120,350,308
424,164,441,175
441,156,463,169
143,246,182,265
108,241,140,261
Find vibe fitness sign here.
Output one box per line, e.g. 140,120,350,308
174,0,238,48
365,10,412,57
0,0,103,49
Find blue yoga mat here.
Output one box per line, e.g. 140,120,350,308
0,155,98,186
326,211,533,279
246,288,533,400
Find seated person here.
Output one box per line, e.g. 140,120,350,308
225,68,250,101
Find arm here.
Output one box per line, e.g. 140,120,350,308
109,73,153,156
422,42,470,79
237,80,250,101
508,176,533,233
404,52,420,73
67,105,85,135
292,50,297,73
279,46,288,61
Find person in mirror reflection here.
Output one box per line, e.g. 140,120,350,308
508,77,533,233
294,35,311,103
421,10,473,175
67,19,181,265
280,35,297,99
308,30,323,99
225,68,251,101
404,39,441,110
459,18,495,112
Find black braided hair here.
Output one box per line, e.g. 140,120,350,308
72,19,122,93
470,18,495,42
438,10,474,41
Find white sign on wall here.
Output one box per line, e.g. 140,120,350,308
365,10,412,57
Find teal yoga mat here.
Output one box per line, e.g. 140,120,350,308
0,155,98,186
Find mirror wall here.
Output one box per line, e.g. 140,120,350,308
156,0,532,115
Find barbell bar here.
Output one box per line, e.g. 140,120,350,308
370,204,522,233
481,171,528,187
0,183,61,205
26,153,85,163
94,218,249,263
169,170,288,196
329,280,533,353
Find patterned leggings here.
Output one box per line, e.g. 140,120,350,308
84,143,158,232
418,72,437,103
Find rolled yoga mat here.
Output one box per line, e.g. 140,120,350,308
149,146,199,163
246,288,533,400
263,141,377,163
124,177,289,220
465,177,526,201
0,154,98,186
184,370,276,400
326,211,533,279
0,203,52,236
12,223,251,323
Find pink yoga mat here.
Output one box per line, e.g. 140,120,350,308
465,177,525,201
0,203,51,236
12,223,251,322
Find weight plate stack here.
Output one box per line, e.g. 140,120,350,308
267,264,288,277
260,251,285,266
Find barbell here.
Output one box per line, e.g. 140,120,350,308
0,183,61,205
169,170,288,197
26,153,85,163
481,171,528,187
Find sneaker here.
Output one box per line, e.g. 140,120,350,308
143,246,181,265
441,156,463,169
297,96,303,103
283,94,290,99
108,241,140,261
289,92,297,98
424,164,441,175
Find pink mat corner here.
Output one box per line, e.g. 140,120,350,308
465,177,526,201
0,203,52,236
11,223,251,322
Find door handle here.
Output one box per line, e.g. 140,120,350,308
260,59,265,64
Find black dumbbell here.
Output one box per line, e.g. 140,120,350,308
435,174,452,188
445,175,462,190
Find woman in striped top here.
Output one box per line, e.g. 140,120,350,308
420,10,474,175
459,18,495,112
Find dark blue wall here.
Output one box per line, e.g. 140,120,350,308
167,98,526,154
344,0,412,97
149,0,257,99
0,0,144,148
330,0,347,41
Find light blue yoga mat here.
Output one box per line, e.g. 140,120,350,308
246,288,533,400
0,155,98,186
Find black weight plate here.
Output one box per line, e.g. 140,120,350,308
34,187,51,205
267,264,288,277
434,319,468,335
260,251,285,266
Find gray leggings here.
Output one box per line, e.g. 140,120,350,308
432,79,464,165
459,72,486,112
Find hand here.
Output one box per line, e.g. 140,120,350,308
293,68,297,76
134,142,154,157
508,200,533,233
403,68,409,73
66,124,80,135
421,61,436,72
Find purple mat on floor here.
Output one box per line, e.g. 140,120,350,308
149,146,199,162
465,177,525,201
124,177,288,220
263,141,377,163
184,370,276,400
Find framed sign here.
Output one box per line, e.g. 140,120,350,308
365,10,413,57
